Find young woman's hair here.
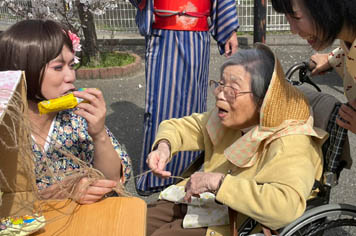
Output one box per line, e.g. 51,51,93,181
271,0,356,48
0,19,73,101
220,46,275,106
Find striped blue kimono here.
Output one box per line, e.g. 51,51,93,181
129,0,239,194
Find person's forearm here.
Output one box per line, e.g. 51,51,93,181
39,183,69,200
38,176,80,200
93,131,122,181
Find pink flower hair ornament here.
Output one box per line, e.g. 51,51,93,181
67,30,82,64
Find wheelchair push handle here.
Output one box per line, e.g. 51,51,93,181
285,61,322,92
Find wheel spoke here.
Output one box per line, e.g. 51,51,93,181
280,204,356,236
293,216,356,235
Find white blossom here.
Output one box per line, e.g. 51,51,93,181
0,0,121,33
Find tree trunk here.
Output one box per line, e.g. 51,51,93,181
75,0,100,66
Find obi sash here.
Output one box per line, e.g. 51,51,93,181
152,0,211,31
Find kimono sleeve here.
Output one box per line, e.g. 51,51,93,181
209,0,240,54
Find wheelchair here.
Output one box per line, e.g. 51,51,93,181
277,62,356,236
180,61,356,236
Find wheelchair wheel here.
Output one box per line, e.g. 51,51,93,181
279,204,356,236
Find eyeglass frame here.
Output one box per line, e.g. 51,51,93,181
209,80,253,101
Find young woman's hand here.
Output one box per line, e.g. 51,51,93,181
38,176,117,204
73,178,117,205
310,53,331,76
146,141,171,178
337,100,356,134
225,32,239,57
73,88,106,141
184,172,225,202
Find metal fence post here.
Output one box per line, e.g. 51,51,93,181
253,0,267,43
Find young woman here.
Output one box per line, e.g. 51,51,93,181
271,0,356,134
0,19,131,204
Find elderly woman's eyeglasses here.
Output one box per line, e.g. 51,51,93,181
209,80,252,101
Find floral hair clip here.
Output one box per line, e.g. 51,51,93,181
67,30,82,64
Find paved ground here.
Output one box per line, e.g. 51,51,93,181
74,35,356,205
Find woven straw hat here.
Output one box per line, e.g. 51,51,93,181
256,43,310,128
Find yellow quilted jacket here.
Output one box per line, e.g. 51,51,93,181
154,110,325,235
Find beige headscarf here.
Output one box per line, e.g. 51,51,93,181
207,43,327,167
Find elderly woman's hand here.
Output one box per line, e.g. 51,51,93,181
184,172,225,202
337,100,356,134
146,140,172,178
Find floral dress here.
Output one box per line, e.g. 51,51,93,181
33,110,132,190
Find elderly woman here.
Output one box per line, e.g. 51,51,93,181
146,44,327,236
